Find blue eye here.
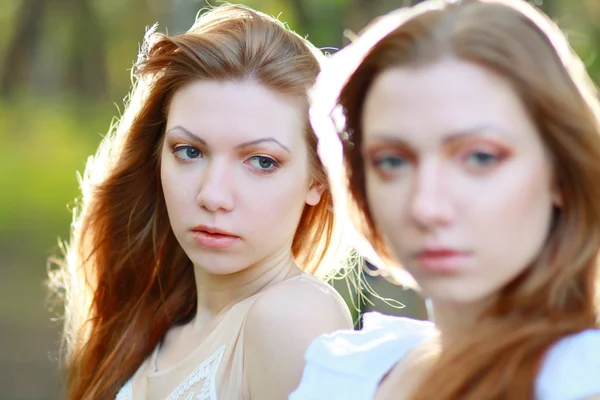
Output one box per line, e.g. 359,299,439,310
373,155,408,170
173,146,202,160
247,155,279,172
465,151,498,166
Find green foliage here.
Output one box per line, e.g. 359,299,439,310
0,0,599,398
0,100,110,243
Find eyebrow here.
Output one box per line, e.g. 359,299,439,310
166,126,206,145
235,138,290,153
367,125,514,145
165,125,291,153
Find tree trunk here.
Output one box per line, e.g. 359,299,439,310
1,0,47,99
64,0,108,99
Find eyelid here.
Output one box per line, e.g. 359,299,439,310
449,137,506,152
172,140,199,150
365,145,417,164
239,144,287,158
456,144,507,160
172,144,203,161
246,151,278,161
245,154,280,174
454,142,510,173
172,144,200,153
248,153,276,161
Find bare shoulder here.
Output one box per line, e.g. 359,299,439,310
244,275,353,355
249,275,352,330
244,275,353,400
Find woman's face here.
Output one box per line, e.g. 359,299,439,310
360,58,560,306
161,80,323,275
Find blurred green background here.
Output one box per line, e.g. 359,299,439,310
1,0,598,398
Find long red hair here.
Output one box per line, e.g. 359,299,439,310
317,0,600,398
49,5,345,399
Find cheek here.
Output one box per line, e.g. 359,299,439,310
161,162,179,203
242,171,310,223
160,157,173,206
241,183,309,247
160,166,180,224
160,160,195,224
365,171,409,243
472,163,554,262
256,181,307,214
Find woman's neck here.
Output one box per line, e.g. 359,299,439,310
428,296,495,348
192,248,300,331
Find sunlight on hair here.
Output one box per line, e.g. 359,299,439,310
309,7,422,289
311,1,600,399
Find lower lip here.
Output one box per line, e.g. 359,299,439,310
414,253,469,274
191,231,240,249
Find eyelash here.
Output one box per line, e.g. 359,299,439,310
172,145,280,174
366,145,507,178
245,155,280,174
371,154,409,170
459,147,507,170
367,150,413,179
173,145,202,161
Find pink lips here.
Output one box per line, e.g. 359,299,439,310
191,225,240,249
413,248,470,274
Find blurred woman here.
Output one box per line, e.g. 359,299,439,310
50,5,352,399
293,0,600,399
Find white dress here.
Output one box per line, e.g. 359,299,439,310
291,312,600,400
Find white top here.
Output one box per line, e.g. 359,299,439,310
291,312,600,400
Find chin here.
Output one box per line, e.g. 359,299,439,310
422,283,494,308
184,250,248,276
428,294,486,307
192,259,248,276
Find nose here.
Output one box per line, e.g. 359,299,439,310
196,159,234,213
409,161,454,231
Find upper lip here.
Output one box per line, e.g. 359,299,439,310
191,225,238,237
414,247,468,258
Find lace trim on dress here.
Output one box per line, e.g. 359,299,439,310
165,344,226,400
